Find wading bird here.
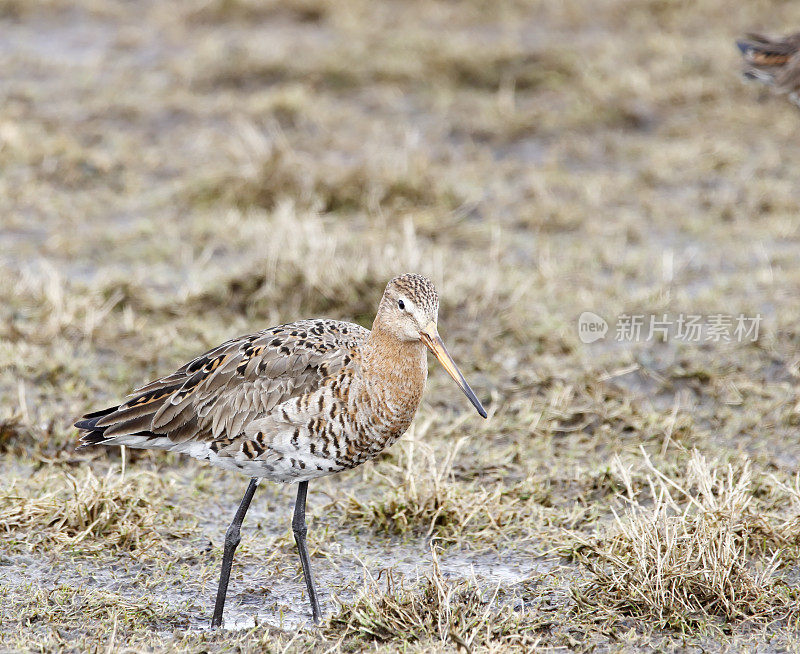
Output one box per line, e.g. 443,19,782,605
737,31,800,106
75,273,487,627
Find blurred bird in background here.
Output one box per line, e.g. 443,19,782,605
737,31,800,106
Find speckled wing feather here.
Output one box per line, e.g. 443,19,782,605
75,319,369,449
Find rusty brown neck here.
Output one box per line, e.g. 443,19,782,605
362,324,428,399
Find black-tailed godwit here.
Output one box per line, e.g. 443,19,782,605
75,273,487,627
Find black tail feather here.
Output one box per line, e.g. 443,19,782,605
74,405,118,448
75,405,118,430
75,404,166,449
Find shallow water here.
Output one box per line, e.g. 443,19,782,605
1,535,553,633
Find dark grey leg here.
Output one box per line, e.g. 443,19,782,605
211,477,260,628
293,480,321,623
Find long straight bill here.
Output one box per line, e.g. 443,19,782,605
420,322,487,418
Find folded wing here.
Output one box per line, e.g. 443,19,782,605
75,319,369,450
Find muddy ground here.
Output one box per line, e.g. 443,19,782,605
2,0,800,652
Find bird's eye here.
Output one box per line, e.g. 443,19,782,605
398,299,405,311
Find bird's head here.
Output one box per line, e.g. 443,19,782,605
375,273,487,419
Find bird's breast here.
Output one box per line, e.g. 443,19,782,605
234,338,429,481
361,341,427,435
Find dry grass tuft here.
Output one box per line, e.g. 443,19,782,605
5,584,188,635
182,205,512,327
337,435,475,539
0,414,36,454
326,548,543,652
572,450,800,629
2,262,128,344
0,409,66,461
333,429,542,543
0,466,194,554
186,208,391,322
194,34,573,95
194,143,461,214
187,0,329,24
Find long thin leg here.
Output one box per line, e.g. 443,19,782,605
292,480,321,623
211,477,260,628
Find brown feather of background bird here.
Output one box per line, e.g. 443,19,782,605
737,31,800,106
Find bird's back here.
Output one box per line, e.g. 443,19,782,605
76,319,370,461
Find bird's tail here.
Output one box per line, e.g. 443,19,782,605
74,396,171,449
74,406,120,447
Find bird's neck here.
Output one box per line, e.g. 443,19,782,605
362,325,428,404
